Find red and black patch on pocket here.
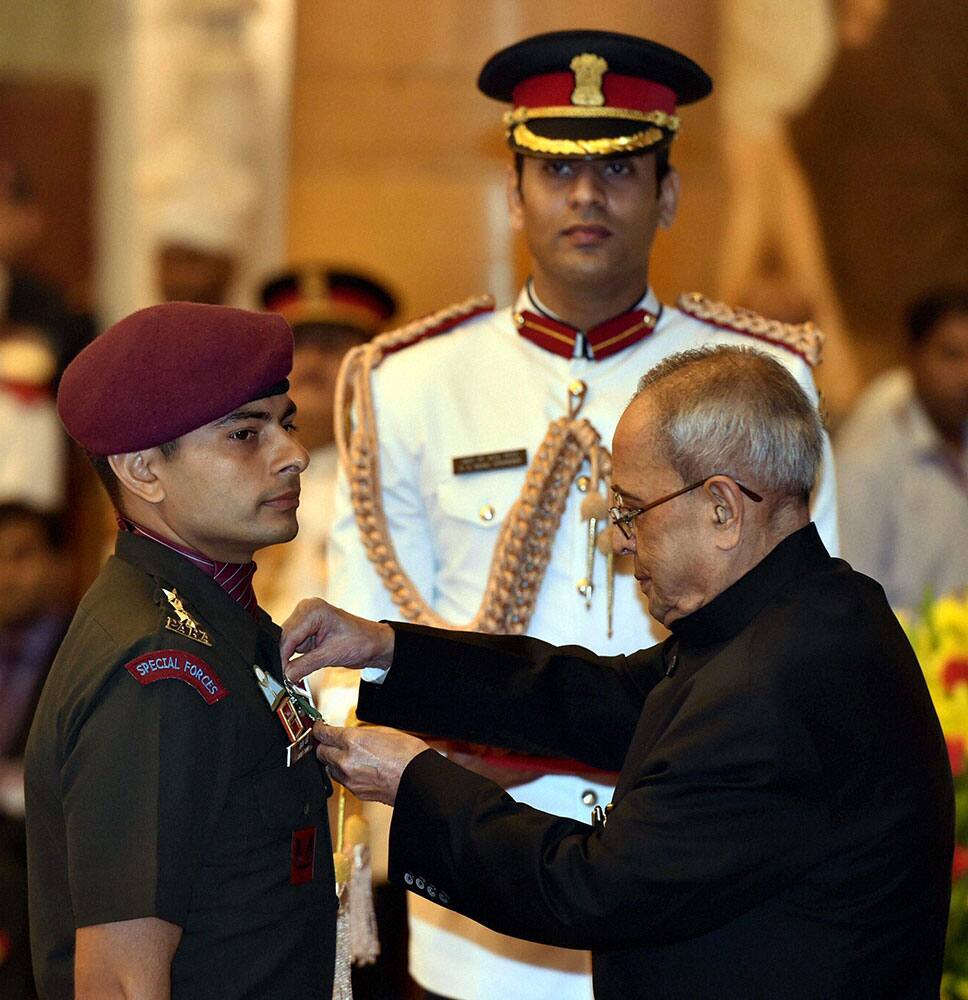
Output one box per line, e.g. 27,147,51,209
291,826,316,885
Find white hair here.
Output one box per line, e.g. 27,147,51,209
634,346,824,499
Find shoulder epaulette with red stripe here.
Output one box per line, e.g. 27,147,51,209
677,292,824,368
378,295,495,358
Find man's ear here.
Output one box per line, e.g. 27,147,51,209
705,477,743,550
657,167,680,230
108,449,166,505
506,162,525,234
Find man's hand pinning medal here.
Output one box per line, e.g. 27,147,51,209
312,722,428,806
281,598,425,804
281,598,395,681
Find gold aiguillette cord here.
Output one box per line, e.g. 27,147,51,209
332,711,380,976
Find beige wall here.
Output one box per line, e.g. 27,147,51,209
0,1,100,82
288,1,721,321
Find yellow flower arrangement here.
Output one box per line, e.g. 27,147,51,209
902,591,968,998
903,594,968,769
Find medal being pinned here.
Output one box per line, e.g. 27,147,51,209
253,665,322,766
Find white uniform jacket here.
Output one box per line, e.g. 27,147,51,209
326,286,839,1000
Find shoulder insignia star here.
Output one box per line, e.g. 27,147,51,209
161,587,213,647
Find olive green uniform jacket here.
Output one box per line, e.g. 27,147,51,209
26,532,335,999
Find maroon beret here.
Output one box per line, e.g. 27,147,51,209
58,302,293,455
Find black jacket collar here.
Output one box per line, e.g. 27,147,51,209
667,523,831,648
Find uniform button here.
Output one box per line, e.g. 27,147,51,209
415,876,426,890
404,872,414,885
568,379,587,398
439,891,450,905
582,789,599,807
577,475,590,493
479,504,495,522
303,802,310,816
427,884,437,898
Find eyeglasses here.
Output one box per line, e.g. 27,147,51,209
608,475,763,539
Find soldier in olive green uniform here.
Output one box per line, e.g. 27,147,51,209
25,302,335,999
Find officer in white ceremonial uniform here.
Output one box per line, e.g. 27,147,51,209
326,30,839,1000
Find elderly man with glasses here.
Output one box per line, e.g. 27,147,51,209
282,345,953,1000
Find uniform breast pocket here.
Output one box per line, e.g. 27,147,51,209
434,468,525,535
254,760,330,832
248,762,334,911
432,470,527,607
198,760,332,916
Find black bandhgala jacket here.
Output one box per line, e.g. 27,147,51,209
358,524,953,1000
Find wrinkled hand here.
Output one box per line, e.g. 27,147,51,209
314,723,428,805
281,598,395,683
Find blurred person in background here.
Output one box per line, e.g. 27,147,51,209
0,161,92,379
837,288,968,609
150,180,244,306
257,265,406,1000
0,163,70,366
0,503,72,1000
0,162,80,511
149,170,243,306
0,321,66,511
256,266,397,623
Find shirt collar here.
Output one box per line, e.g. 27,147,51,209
117,517,258,615
667,523,831,647
904,387,963,460
512,282,662,361
884,372,968,481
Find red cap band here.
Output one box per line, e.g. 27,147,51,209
512,71,677,115
264,286,386,320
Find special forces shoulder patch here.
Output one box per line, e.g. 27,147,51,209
123,649,228,704
161,587,212,646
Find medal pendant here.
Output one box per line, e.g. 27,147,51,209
286,730,315,767
253,665,320,766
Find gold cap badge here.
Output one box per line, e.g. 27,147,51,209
570,53,608,107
